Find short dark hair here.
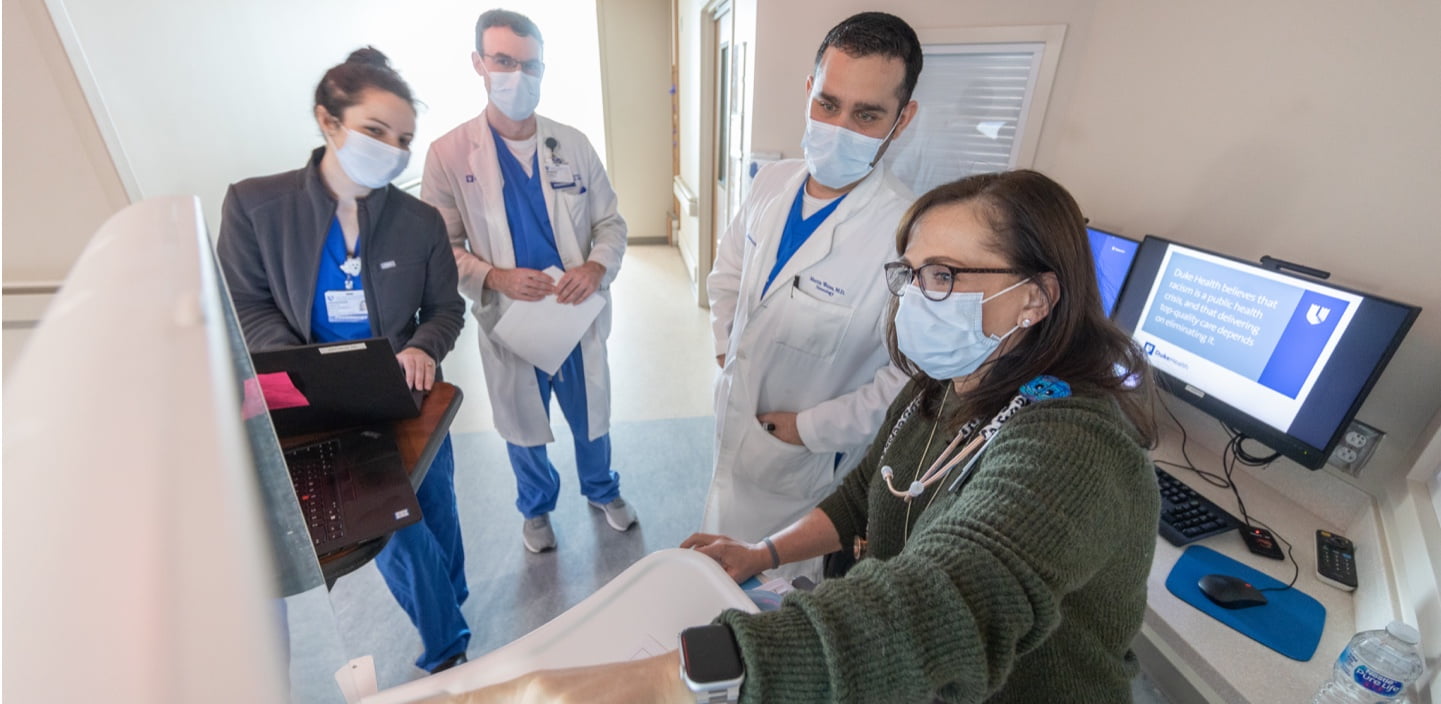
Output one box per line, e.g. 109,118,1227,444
886,170,1157,444
314,47,415,119
813,12,923,108
476,8,544,55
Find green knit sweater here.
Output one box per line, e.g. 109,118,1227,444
716,382,1158,703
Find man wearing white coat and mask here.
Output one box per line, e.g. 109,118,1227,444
700,12,922,581
423,9,635,554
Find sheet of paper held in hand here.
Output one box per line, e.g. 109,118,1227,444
492,266,604,375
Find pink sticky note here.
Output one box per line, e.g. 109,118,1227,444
256,371,310,411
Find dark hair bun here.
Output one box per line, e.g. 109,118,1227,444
346,46,392,70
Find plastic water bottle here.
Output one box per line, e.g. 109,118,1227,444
1311,620,1423,703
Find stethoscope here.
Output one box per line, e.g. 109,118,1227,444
879,375,1071,501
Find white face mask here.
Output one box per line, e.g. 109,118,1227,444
894,279,1031,380
801,114,900,189
330,128,409,189
487,69,542,121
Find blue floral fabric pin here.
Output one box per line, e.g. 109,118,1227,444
1020,375,1071,402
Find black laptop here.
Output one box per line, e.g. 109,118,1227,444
251,338,425,555
251,337,425,437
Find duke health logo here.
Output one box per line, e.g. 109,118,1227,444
1306,304,1332,326
1143,342,1156,355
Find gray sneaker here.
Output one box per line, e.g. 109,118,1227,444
522,514,556,553
588,496,638,532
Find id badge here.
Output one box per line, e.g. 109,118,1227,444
544,163,577,189
324,289,368,323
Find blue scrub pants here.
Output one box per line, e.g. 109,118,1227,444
375,434,470,672
506,345,620,518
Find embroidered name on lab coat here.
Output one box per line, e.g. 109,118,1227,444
804,276,847,298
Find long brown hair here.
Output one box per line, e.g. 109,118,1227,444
886,170,1156,443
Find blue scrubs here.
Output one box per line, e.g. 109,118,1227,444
311,217,470,671
761,180,846,296
492,128,620,518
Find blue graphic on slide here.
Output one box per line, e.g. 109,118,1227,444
1256,290,1348,398
1140,253,1305,380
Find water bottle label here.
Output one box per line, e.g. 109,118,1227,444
1353,665,1404,697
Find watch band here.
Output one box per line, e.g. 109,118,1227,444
762,537,781,570
693,686,739,704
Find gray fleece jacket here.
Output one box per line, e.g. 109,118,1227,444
217,148,464,362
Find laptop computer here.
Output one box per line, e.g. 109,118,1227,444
251,337,425,436
251,338,425,555
283,426,422,554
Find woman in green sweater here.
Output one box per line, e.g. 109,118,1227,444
438,170,1159,703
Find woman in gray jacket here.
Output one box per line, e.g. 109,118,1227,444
217,47,471,674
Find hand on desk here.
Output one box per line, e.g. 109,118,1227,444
416,652,690,704
397,347,437,391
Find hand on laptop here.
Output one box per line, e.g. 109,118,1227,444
397,347,437,391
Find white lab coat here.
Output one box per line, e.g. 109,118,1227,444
422,112,626,446
702,159,913,573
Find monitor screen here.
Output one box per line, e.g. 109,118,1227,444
1112,236,1419,469
1086,227,1140,317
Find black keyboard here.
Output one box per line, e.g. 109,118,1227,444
285,439,346,547
1155,466,1241,546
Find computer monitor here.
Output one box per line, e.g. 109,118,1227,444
1112,236,1419,469
1086,227,1140,317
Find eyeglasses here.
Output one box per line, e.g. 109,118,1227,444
883,261,1021,302
482,53,546,76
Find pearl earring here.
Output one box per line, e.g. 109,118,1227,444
1020,318,1032,328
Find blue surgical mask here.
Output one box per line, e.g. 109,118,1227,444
894,279,1030,380
331,128,409,189
801,115,900,189
488,69,542,121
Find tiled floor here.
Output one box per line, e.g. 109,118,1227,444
285,244,1171,703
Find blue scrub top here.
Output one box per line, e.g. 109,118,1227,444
310,216,372,343
492,127,564,272
762,180,846,296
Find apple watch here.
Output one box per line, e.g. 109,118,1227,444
678,624,745,703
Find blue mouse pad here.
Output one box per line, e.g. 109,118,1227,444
1165,545,1325,661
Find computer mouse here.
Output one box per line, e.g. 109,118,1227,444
1197,573,1268,609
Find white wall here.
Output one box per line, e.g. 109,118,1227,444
749,1,1097,160
41,0,606,234
1042,0,1441,496
1,0,129,283
1,0,131,377
598,0,674,241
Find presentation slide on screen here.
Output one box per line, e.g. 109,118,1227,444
1133,246,1360,432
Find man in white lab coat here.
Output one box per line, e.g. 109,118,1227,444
422,9,634,553
701,12,924,580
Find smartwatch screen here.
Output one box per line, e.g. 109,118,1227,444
682,625,744,683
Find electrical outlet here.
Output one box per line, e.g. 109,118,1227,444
1327,419,1384,476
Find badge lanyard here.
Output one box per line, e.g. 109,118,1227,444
876,375,1071,549
337,229,362,290
880,375,1072,501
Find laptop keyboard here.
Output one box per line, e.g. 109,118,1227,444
1155,466,1241,546
285,439,346,546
